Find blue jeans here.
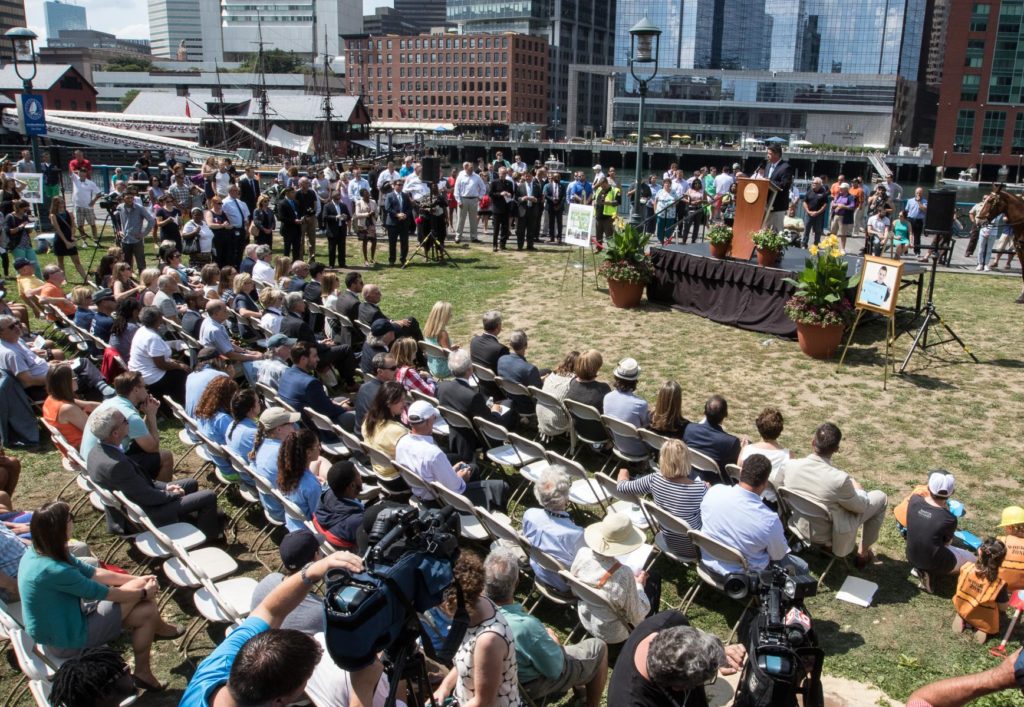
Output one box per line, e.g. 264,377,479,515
978,228,996,267
656,217,676,244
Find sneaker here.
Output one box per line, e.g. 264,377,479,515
976,264,985,271
455,236,461,243
984,266,992,272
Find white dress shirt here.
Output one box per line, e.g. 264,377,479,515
394,433,465,501
252,259,275,284
454,172,486,203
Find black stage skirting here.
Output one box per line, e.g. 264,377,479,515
647,243,924,338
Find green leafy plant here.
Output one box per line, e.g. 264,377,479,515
783,234,860,326
598,219,654,284
706,225,733,246
751,228,790,253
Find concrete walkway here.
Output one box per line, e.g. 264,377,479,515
708,672,900,706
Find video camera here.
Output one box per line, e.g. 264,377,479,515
322,506,462,672
731,565,825,707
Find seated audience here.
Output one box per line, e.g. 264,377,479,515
180,290,205,339
108,297,142,364
225,388,260,482
50,647,137,707
90,288,118,342
185,347,229,417
485,547,608,707
737,407,790,499
778,422,888,567
358,283,423,342
277,429,329,532
152,274,181,323
423,300,455,379
905,471,975,586
437,349,518,463
231,273,262,339
314,460,366,550
469,309,508,399
278,341,352,428
618,439,705,559
682,395,743,476
603,358,650,456
570,513,653,644
394,400,508,511
86,406,221,540
129,306,189,405
354,353,397,434
393,336,436,395
255,333,296,389
607,611,745,707
71,286,94,330
279,292,358,387
997,506,1024,591
259,287,286,334
81,371,173,482
194,375,239,478
251,407,303,522
953,538,1008,642
521,465,584,592
18,501,181,690
565,349,611,442
43,362,99,453
36,264,76,318
199,300,262,383
700,455,807,578
496,329,543,414
361,381,409,491
536,350,578,439
361,319,396,375
251,244,275,284
646,380,690,440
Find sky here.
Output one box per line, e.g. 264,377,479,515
25,0,394,44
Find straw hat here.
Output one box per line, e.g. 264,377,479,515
584,513,644,556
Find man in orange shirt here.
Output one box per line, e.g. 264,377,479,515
830,173,846,198
849,177,866,235
36,264,76,320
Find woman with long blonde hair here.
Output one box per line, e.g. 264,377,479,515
422,300,455,379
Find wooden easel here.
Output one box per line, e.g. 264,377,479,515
837,309,897,389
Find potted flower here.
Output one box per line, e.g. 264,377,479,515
783,234,859,359
599,219,654,308
706,225,733,259
751,228,789,268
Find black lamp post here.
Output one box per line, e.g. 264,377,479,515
5,27,45,227
628,17,661,227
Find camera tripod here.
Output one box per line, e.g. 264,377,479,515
381,617,441,707
898,233,978,373
84,206,118,278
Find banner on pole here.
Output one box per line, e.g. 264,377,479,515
565,203,594,248
18,94,46,137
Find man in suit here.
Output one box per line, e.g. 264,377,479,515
515,170,543,251
383,177,414,266
357,284,423,342
239,166,261,214
489,166,516,251
278,187,303,260
86,406,220,539
543,173,565,243
361,319,396,375
437,349,518,463
278,341,353,431
682,395,744,478
354,352,397,435
496,329,543,415
777,422,887,567
469,310,509,400
279,292,358,389
336,271,365,347
762,144,793,233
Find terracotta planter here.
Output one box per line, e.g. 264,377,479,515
756,248,781,267
795,322,845,359
607,278,646,308
709,240,731,259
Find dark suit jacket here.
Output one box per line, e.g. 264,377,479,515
515,179,543,218
337,290,364,346
470,332,509,400
489,177,516,215
682,421,741,478
279,311,317,344
383,191,413,227
278,365,346,421
239,176,261,212
360,341,388,374
278,198,300,235
764,159,794,212
87,442,175,533
354,377,382,435
437,378,516,462
543,182,564,212
358,301,387,326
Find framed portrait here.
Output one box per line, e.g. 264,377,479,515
855,255,904,316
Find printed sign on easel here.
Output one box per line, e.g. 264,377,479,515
565,203,595,248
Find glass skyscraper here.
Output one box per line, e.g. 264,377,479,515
44,1,87,43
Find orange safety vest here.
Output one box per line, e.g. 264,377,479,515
998,535,1024,591
953,563,1005,635
893,485,929,528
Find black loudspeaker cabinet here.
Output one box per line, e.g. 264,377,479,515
924,189,957,232
421,157,441,184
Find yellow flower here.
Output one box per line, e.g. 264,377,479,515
808,244,819,256
829,247,843,258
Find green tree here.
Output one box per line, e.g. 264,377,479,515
119,89,140,112
232,49,306,74
104,57,155,72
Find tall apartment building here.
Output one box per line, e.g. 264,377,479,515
933,0,1024,174
148,0,203,61
0,0,27,64
392,0,447,32
44,1,86,42
344,32,548,131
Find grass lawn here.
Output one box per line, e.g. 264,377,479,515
2,236,1023,705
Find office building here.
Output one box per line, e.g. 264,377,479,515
0,0,27,64
363,7,419,36
925,0,950,91
447,0,614,137
343,32,548,132
47,29,150,53
148,0,203,61
44,1,86,42
933,0,1024,174
392,0,447,32
197,0,361,63
40,30,151,84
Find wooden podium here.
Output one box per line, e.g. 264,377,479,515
731,177,777,260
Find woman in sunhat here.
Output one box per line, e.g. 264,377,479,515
570,512,658,644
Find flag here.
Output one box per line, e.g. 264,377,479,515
185,101,191,118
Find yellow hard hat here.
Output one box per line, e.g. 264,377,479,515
999,506,1024,527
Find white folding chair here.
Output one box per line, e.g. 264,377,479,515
428,481,490,543
689,448,726,485
474,416,541,472
558,570,636,644
639,499,700,609
592,471,652,530
304,408,353,458
776,487,844,586
688,529,752,642
543,451,602,508
527,385,573,449
724,463,743,484
562,399,612,460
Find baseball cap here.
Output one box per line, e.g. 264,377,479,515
265,333,297,348
839,182,851,189
197,346,223,362
927,471,955,498
593,164,602,170
13,258,32,271
92,288,115,304
370,319,397,338
260,407,302,429
279,529,319,572
407,400,438,424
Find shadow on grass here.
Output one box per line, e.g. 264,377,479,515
896,372,959,391
813,617,867,655
987,358,1024,369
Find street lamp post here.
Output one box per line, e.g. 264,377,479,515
627,18,661,228
5,27,45,228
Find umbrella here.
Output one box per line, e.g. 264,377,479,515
671,134,684,139
764,136,787,143
743,137,762,143
681,134,692,139
434,126,449,133
649,133,663,139
628,132,638,138
791,139,812,146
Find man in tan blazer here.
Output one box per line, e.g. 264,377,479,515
777,422,887,567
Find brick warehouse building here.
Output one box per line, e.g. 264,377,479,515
933,0,1024,178
0,64,97,112
343,31,548,134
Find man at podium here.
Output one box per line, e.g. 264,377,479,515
760,145,794,232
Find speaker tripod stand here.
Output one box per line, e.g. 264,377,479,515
403,223,458,269
898,234,978,373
